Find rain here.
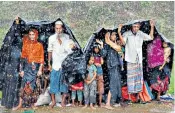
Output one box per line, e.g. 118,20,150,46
0,1,174,113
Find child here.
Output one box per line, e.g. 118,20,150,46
70,82,83,107
93,44,104,107
117,40,125,71
83,56,97,110
155,41,171,100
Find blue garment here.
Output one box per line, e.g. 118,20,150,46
22,63,39,90
101,44,120,68
49,69,68,94
87,64,97,79
96,66,103,75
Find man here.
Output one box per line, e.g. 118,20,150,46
118,20,155,103
48,21,75,108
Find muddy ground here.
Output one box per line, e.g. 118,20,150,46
0,101,174,113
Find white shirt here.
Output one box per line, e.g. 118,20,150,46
123,30,153,63
48,33,73,71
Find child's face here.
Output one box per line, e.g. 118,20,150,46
89,57,94,65
163,42,168,48
117,40,122,45
94,47,99,53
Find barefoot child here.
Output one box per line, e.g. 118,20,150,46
83,56,97,109
70,82,83,107
93,44,104,107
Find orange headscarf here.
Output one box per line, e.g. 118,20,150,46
21,29,44,64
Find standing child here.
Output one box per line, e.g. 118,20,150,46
93,44,104,107
117,40,125,71
83,56,97,110
70,81,83,107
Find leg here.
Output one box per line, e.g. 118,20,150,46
90,103,96,110
77,90,83,106
89,81,96,107
83,83,89,108
12,97,22,111
50,94,56,108
61,93,67,107
104,90,114,110
157,91,161,101
71,91,76,107
99,94,103,107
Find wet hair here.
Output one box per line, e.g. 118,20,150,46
87,55,94,65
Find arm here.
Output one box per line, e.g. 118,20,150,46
89,71,97,84
118,24,126,45
96,39,107,57
101,57,104,65
37,44,44,76
105,32,121,52
159,48,171,70
47,37,53,71
149,20,155,39
48,52,52,71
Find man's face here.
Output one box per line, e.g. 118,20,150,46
110,32,116,41
132,23,140,33
55,24,63,34
29,31,35,41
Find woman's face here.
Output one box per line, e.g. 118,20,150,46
110,32,116,41
89,57,94,65
29,31,35,41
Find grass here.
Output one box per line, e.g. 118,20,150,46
0,91,1,99
168,64,174,94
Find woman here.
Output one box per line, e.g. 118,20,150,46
1,17,23,109
97,31,122,109
147,37,170,101
13,29,44,110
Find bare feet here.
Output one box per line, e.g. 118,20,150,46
90,105,96,110
71,104,75,107
50,102,56,108
104,105,114,110
12,105,22,111
79,104,83,107
32,105,38,110
61,102,66,107
82,105,88,109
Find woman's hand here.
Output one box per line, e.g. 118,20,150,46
118,24,123,34
37,70,42,76
105,32,111,45
19,71,24,78
150,19,155,27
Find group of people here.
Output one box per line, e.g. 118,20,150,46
0,18,172,111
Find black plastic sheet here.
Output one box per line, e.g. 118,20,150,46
0,17,83,90
83,20,174,94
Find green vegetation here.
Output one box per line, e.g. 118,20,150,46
0,1,174,98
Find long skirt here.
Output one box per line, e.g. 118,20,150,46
149,66,169,92
127,60,143,94
1,73,21,108
108,65,121,103
20,63,40,107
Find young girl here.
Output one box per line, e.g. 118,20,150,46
70,81,83,107
83,56,97,109
93,45,104,107
117,40,125,71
